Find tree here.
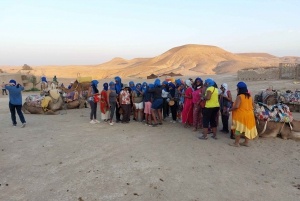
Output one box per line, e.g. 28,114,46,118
28,75,40,89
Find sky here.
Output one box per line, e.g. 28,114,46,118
0,0,300,65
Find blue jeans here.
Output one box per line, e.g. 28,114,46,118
9,102,26,125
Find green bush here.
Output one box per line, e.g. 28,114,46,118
24,88,40,92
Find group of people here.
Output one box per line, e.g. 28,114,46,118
86,76,257,147
3,75,257,147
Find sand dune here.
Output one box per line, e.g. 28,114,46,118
1,44,299,79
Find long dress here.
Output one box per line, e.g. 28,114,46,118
232,95,258,139
182,87,193,125
100,90,110,120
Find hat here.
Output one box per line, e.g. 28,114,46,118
122,84,129,89
70,81,74,84
9,79,16,85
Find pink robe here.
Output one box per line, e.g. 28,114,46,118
182,87,193,124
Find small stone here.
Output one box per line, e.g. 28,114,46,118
6,184,9,186
160,178,164,182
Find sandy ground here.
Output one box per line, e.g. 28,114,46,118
0,74,300,201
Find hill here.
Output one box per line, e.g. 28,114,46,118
1,44,299,79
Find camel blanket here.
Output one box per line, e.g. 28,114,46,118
25,95,44,107
49,89,60,100
41,96,52,111
77,77,92,83
282,92,300,103
254,102,293,123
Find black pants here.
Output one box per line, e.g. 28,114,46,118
9,102,26,125
2,89,8,95
170,101,178,121
202,107,219,128
163,98,169,118
121,104,131,122
221,114,229,132
116,105,122,121
89,101,97,119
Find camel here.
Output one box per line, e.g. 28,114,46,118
58,80,90,94
256,119,300,140
22,89,63,115
63,99,86,109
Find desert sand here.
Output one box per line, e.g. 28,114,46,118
1,73,300,201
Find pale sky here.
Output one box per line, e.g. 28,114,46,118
0,0,299,65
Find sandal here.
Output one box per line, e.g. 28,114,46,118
229,143,240,147
211,135,217,140
198,135,208,140
240,142,250,147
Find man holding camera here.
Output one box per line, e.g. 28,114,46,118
4,79,26,127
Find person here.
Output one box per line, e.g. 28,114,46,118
175,79,184,122
192,77,204,131
181,80,193,128
68,82,74,89
229,82,258,147
107,82,118,126
161,81,169,119
114,76,123,123
147,79,163,126
4,79,26,127
168,83,178,123
129,81,135,120
119,84,131,123
132,83,144,122
199,78,220,140
41,77,48,91
53,75,58,83
144,84,153,125
142,82,148,121
219,83,232,134
2,82,8,95
100,83,110,123
88,80,100,124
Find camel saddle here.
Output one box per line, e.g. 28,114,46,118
49,89,60,100
254,102,293,123
77,77,92,83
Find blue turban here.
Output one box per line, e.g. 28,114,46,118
148,84,154,89
237,82,248,94
129,81,135,91
175,79,182,86
9,79,16,86
135,83,142,96
169,83,176,97
114,76,122,94
237,82,247,89
154,78,161,87
204,78,214,88
103,82,108,91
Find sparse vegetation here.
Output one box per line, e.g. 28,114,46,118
0,69,3,73
24,87,40,92
27,75,40,89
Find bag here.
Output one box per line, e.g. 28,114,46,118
94,95,99,103
168,100,175,106
119,107,123,114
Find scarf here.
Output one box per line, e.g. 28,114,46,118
129,81,136,91
115,76,122,94
109,81,115,90
103,82,108,91
135,83,141,96
221,83,228,97
142,82,148,93
91,80,99,94
169,83,175,97
154,78,161,87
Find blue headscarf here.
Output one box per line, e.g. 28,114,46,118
162,80,169,92
175,79,182,87
148,84,154,89
41,76,47,82
142,82,148,93
135,83,142,96
195,77,203,84
129,81,135,91
103,82,108,91
91,80,99,93
169,83,176,97
109,81,115,90
204,78,214,88
154,78,161,87
115,76,122,94
9,79,16,86
237,82,248,95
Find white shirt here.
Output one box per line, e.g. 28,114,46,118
162,89,169,98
